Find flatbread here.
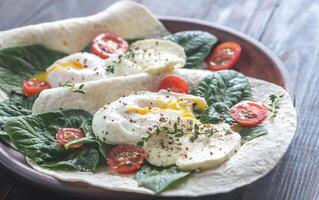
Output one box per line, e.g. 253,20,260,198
0,1,169,53
32,69,212,114
29,69,297,196
0,1,297,196
0,0,169,102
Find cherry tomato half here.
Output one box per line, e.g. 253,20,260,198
56,128,85,149
22,80,51,96
158,76,189,94
230,101,268,127
91,32,129,59
107,144,145,174
206,42,242,71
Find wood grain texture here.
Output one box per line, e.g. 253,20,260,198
140,0,280,39
0,0,316,199
243,0,319,200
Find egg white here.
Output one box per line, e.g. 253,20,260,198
92,90,207,145
47,52,113,87
143,118,241,170
104,39,186,76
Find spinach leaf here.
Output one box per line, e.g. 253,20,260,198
82,44,91,53
8,93,39,110
0,99,32,143
126,38,144,44
192,70,251,123
192,70,251,107
41,148,100,172
240,125,268,143
164,31,217,68
65,120,111,159
134,165,190,193
0,45,66,94
4,109,100,172
200,102,234,124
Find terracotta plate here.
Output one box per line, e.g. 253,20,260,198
0,17,292,199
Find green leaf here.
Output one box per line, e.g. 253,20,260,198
192,70,251,123
65,120,111,159
41,148,100,172
200,102,234,124
7,93,39,110
134,165,190,193
81,44,91,53
268,93,284,120
4,109,100,172
164,31,217,68
240,125,267,143
126,38,144,45
0,99,32,143
0,45,67,94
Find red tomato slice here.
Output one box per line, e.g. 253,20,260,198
56,128,85,149
206,42,242,71
230,101,268,127
22,80,51,96
91,32,129,59
107,144,145,174
158,76,189,94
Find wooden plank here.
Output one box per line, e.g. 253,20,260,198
0,0,278,40
0,0,142,31
139,0,280,39
241,0,319,200
0,169,16,199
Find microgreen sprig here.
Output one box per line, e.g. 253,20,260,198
268,94,284,119
59,81,86,94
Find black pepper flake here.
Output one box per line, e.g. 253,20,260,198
159,117,166,122
226,130,232,135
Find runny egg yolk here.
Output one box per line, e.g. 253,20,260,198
126,97,208,119
31,61,85,81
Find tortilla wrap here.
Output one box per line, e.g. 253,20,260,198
0,0,297,196
29,68,296,196
0,1,169,53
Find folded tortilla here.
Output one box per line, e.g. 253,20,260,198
30,68,297,196
0,1,297,196
0,1,169,53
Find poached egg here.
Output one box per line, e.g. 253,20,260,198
92,90,207,145
35,52,113,87
143,118,241,170
105,39,186,76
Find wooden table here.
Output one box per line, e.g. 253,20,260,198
0,0,317,199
